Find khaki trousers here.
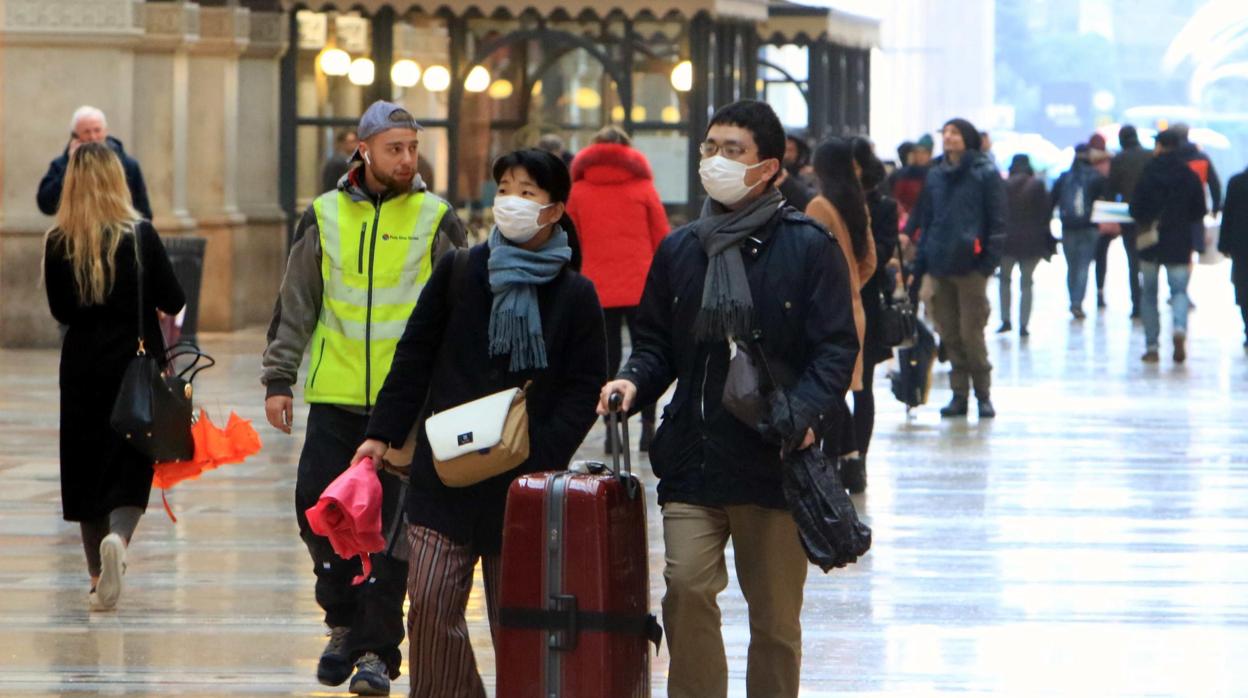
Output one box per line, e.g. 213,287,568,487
661,502,808,698
928,273,993,398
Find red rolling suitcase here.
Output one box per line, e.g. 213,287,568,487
497,395,661,697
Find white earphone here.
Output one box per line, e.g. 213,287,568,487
363,151,371,166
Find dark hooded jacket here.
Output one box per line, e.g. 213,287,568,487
1107,131,1152,203
1129,150,1207,265
905,150,1006,278
38,136,153,220
1004,170,1053,260
1217,168,1248,260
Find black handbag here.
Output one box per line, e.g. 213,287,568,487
109,239,213,462
876,246,917,349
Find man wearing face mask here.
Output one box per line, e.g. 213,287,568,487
261,100,466,696
597,100,859,698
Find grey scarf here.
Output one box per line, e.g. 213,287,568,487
487,226,572,371
692,188,787,340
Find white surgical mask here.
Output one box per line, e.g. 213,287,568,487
699,155,767,206
493,195,552,243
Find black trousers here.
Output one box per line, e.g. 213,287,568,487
1095,224,1141,312
852,365,877,456
295,404,408,674
604,306,655,423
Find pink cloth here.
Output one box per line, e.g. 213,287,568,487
305,458,386,585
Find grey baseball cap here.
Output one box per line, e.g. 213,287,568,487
352,101,423,160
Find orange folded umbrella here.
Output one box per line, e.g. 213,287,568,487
153,409,263,521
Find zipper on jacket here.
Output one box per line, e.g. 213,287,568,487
364,197,382,408
357,222,367,274
308,338,327,389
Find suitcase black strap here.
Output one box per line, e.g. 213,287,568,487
499,606,663,652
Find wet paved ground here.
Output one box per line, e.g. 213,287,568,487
3,252,1248,696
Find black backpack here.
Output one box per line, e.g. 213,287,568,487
1059,165,1097,228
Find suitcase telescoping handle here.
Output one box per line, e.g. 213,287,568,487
607,392,639,499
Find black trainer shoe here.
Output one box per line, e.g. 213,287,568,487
639,420,655,452
1019,327,1030,338
1097,292,1107,309
1071,306,1086,320
1173,333,1187,364
978,399,996,419
317,627,352,687
349,652,390,696
996,321,1012,334
839,456,867,494
940,395,969,418
1142,349,1160,363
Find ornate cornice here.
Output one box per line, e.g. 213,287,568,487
243,11,288,60
136,1,200,53
190,6,249,56
0,0,144,48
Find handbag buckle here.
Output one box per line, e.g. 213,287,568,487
136,338,147,356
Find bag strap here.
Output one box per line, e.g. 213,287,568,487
449,247,469,310
130,224,147,356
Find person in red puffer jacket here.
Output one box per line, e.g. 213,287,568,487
568,125,669,450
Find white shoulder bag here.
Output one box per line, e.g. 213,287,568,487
424,383,531,487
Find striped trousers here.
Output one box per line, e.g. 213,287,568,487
405,524,501,698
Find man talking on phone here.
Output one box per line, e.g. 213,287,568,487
38,106,152,219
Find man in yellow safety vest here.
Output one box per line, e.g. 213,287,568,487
261,100,465,696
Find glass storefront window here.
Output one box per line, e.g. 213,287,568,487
632,130,690,204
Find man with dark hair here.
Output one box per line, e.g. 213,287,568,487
321,129,358,193
597,99,858,698
905,117,1005,418
1129,128,1206,363
1100,124,1151,318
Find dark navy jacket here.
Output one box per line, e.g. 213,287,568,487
906,151,1006,278
619,206,859,510
1129,151,1207,266
37,136,153,220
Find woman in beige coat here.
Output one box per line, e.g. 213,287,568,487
805,137,876,477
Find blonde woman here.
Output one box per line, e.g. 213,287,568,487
43,142,184,611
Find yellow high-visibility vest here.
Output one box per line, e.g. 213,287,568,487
305,188,448,407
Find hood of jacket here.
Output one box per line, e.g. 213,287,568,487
571,143,653,185
338,163,428,203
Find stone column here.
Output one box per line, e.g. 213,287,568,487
132,0,199,234
186,5,249,332
0,0,143,347
232,10,289,328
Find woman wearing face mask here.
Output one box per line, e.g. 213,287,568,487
351,149,607,697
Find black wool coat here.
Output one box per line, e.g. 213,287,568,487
44,222,185,521
619,207,859,510
366,242,607,554
38,137,153,220
1130,152,1207,265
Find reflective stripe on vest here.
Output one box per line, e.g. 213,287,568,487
305,188,447,407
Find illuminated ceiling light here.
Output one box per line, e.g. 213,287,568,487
348,57,375,86
631,105,647,122
422,65,451,92
488,79,514,100
756,79,765,94
671,60,693,92
319,48,351,76
390,59,421,88
661,105,681,123
465,66,491,93
532,79,543,96
574,87,602,110
611,105,625,122
1092,90,1116,112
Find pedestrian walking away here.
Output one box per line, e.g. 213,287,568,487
261,100,467,696
1129,128,1207,364
566,125,669,452
352,148,607,698
1101,124,1151,318
599,99,859,698
905,118,1005,419
43,142,185,613
38,106,153,220
1053,143,1109,320
1219,162,1248,347
998,154,1052,337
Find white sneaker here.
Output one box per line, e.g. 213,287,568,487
96,534,126,610
88,589,111,612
